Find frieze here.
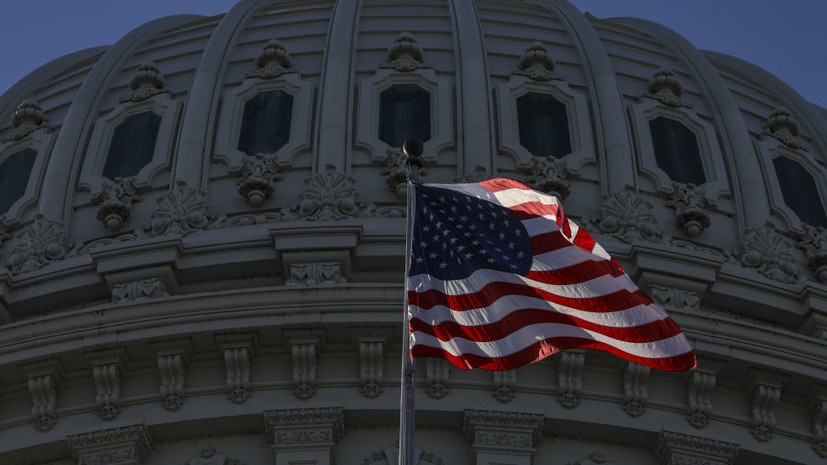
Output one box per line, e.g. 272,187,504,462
66,424,153,465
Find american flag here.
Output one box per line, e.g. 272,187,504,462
406,178,696,372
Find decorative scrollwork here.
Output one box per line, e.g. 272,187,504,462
592,191,662,243
729,223,799,284
292,165,363,220
147,181,212,236
120,62,170,103
6,214,66,275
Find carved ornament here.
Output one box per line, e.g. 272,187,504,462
492,370,516,403
566,454,610,465
623,361,650,417
643,68,684,108
653,431,739,465
456,166,492,184
686,368,717,429
558,350,584,409
112,278,168,303
286,262,346,286
247,39,297,80
6,99,50,141
216,333,257,404
235,153,283,205
6,214,66,275
379,32,431,72
513,41,560,82
22,359,63,432
187,447,242,465
763,107,804,149
263,407,345,446
592,191,662,243
358,337,385,399
425,358,449,399
91,177,143,230
293,165,363,220
147,181,212,236
0,216,13,246
793,224,827,282
729,223,798,284
463,409,544,450
120,62,170,103
151,341,191,411
381,148,425,198
66,424,153,465
810,387,827,458
649,285,700,313
666,183,713,237
286,329,323,400
747,370,786,442
524,156,572,200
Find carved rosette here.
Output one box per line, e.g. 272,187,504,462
7,99,50,141
379,32,431,72
524,156,572,200
121,62,170,103
293,166,363,220
513,41,559,82
425,358,449,399
793,224,827,282
733,224,799,284
763,107,804,149
148,182,212,236
666,183,713,237
235,153,283,205
247,39,297,79
653,431,739,465
6,214,66,275
91,177,143,229
263,407,345,446
463,409,544,451
112,278,168,303
66,425,153,465
643,68,684,107
592,191,662,243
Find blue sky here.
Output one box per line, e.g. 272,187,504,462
0,1,825,107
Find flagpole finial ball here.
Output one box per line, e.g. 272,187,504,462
403,137,424,167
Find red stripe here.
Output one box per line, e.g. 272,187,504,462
524,259,626,284
410,308,683,344
572,227,596,253
506,201,559,220
409,281,654,313
411,338,697,372
478,178,533,192
530,231,575,255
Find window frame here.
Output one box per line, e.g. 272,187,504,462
496,76,592,173
356,68,452,162
0,129,53,220
214,73,312,170
630,99,727,199
79,95,180,193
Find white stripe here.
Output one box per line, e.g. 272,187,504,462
521,215,561,237
408,266,647,301
408,293,669,328
491,188,561,209
411,324,692,360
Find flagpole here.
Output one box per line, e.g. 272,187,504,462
399,138,423,465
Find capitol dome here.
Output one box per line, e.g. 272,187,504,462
0,1,825,464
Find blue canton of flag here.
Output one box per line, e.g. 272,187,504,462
409,185,532,280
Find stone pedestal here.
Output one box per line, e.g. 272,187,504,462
463,409,544,465
263,407,345,465
66,424,153,465
654,431,739,465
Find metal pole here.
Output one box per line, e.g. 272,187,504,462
399,138,423,465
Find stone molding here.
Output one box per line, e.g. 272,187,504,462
66,424,153,465
463,409,544,451
653,431,738,465
557,351,584,409
649,286,700,313
263,407,345,447
622,361,650,417
492,370,516,403
216,333,257,404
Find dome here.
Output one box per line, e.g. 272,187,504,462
0,1,825,464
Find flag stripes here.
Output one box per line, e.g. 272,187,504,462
407,178,696,372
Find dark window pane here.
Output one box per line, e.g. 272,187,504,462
649,117,706,185
0,148,37,214
379,84,431,147
103,112,162,179
772,156,827,227
238,90,294,156
516,92,572,158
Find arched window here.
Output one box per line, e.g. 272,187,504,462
0,148,37,214
772,156,827,226
102,111,162,179
238,90,294,156
516,92,572,158
379,84,431,148
648,117,706,185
